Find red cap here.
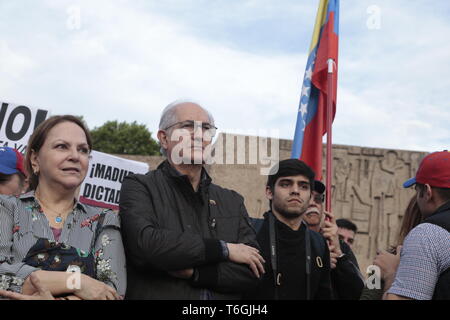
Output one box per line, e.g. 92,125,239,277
403,151,450,188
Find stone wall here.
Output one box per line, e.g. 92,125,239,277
117,133,427,273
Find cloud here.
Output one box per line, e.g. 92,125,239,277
1,0,308,137
333,0,450,152
0,0,448,153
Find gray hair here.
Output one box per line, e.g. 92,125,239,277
158,99,215,157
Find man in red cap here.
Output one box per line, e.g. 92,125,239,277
0,147,27,196
385,151,450,300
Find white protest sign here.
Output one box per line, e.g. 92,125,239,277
0,101,50,153
79,150,149,210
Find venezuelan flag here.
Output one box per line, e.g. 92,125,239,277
291,0,339,181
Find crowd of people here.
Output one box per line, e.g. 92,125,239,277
0,101,448,300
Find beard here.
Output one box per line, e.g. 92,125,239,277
272,201,305,220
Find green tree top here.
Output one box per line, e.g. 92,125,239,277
91,120,160,155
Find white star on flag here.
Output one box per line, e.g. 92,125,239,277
299,103,308,117
304,65,313,81
301,85,310,97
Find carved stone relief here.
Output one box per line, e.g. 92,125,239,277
120,134,428,276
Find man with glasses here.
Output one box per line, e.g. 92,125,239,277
303,180,364,299
119,100,264,299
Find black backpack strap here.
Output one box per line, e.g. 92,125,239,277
307,229,330,300
265,214,324,300
268,212,279,300
304,223,312,300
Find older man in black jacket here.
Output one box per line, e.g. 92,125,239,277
119,100,264,299
303,180,364,300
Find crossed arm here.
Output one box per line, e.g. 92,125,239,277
119,176,264,293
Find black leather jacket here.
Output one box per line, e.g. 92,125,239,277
119,160,260,299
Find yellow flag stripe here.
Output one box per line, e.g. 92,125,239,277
308,0,329,53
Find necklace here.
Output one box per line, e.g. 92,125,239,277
35,194,74,224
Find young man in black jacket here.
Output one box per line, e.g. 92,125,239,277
303,180,364,300
246,159,332,300
119,100,265,299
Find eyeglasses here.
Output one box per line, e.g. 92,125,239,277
313,194,325,203
164,120,218,137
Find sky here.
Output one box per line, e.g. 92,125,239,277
1,0,449,153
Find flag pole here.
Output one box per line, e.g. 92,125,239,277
326,58,334,212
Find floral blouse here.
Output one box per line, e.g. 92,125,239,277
0,191,126,296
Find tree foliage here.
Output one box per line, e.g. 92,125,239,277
90,120,160,155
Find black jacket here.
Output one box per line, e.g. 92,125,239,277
331,240,365,299
119,160,260,299
246,211,332,300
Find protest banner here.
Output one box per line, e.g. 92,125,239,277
79,150,149,210
0,101,50,153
